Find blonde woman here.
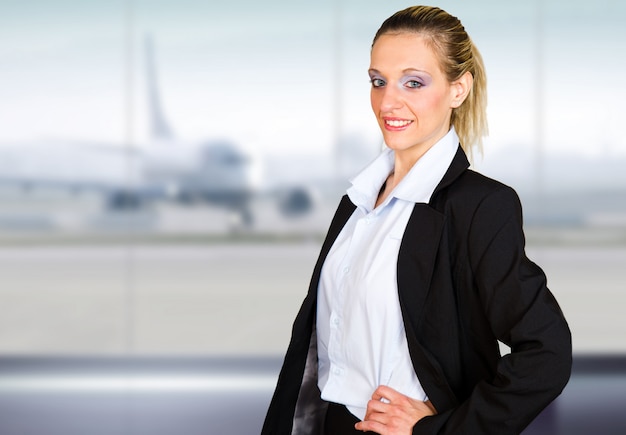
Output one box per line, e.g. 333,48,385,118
263,6,571,434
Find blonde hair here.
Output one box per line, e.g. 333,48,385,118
373,5,488,160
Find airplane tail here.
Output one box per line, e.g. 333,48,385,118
145,34,174,141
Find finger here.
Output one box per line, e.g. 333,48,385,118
363,404,388,424
355,419,386,434
366,398,391,415
363,410,388,428
371,384,402,403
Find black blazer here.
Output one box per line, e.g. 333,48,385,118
262,146,572,435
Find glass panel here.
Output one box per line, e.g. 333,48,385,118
0,0,132,355
0,0,624,357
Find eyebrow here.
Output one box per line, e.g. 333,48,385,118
368,68,431,75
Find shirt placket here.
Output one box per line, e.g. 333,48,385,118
326,210,373,392
340,212,380,386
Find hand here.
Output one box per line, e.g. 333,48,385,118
354,385,437,434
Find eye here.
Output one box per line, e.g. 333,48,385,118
405,79,423,89
370,77,386,88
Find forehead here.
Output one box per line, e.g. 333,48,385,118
370,32,443,75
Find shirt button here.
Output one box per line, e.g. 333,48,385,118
333,367,342,375
343,266,350,274
333,317,340,325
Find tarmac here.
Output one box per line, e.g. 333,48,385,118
0,240,623,356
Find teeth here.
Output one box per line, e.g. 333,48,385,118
386,119,412,127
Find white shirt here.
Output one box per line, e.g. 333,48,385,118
316,127,459,420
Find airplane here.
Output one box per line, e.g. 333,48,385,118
135,34,377,224
0,35,335,228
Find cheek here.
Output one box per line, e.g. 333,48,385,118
408,91,449,116
370,91,381,114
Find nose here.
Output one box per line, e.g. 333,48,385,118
376,85,403,113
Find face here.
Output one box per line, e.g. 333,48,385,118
369,33,467,161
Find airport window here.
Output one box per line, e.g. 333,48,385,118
0,0,624,358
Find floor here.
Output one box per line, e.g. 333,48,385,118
0,356,624,435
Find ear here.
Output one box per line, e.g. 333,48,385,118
450,71,473,108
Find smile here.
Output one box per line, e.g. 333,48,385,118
384,119,413,129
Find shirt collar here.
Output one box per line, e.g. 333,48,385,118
347,127,459,213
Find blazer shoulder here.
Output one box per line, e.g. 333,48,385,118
447,169,519,201
433,169,523,220
458,168,516,192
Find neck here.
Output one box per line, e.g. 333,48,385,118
392,127,452,186
391,145,429,188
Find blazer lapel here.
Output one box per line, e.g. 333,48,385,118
397,203,446,331
431,145,470,200
395,146,470,408
397,145,469,329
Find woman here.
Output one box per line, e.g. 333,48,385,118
262,5,571,435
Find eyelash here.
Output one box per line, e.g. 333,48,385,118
405,80,423,89
370,78,386,88
369,78,424,89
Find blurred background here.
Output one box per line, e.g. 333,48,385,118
0,0,624,433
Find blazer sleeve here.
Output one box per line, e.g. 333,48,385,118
416,185,572,434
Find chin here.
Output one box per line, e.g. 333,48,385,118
383,138,413,151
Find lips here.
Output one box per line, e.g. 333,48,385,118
383,118,413,130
